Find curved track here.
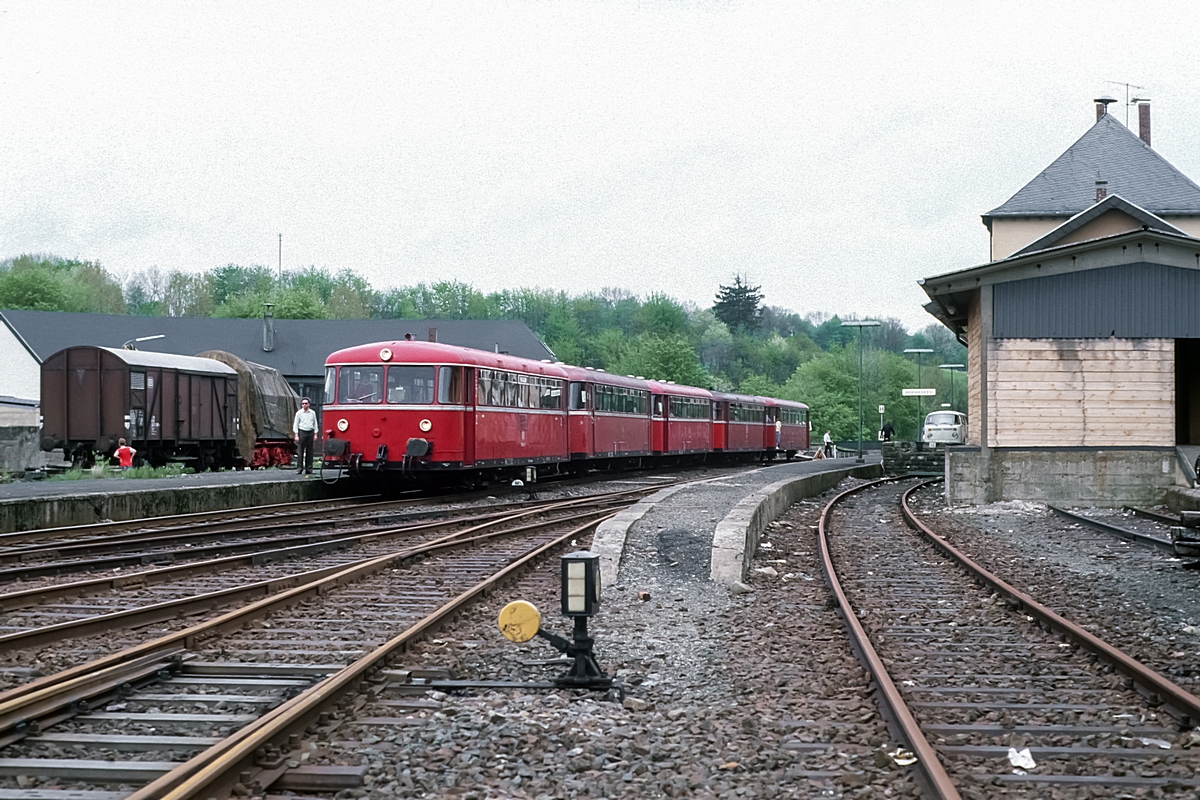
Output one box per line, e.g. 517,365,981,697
820,478,1200,798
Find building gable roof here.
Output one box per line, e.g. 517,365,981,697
919,227,1200,337
1012,193,1187,256
0,312,555,378
983,113,1200,222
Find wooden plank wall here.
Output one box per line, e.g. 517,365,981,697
987,338,1174,447
966,293,982,445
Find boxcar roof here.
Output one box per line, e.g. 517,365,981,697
95,347,238,374
1,311,554,378
328,340,571,379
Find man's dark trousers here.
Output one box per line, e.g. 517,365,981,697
298,431,315,474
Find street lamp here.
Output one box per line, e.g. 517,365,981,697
904,348,933,440
840,319,880,463
939,364,965,412
122,334,165,350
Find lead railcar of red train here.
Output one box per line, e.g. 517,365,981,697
320,340,808,484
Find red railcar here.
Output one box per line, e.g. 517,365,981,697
767,398,810,456
562,367,652,460
322,340,809,483
321,341,569,474
647,381,713,455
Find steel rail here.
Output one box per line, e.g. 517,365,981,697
902,480,1200,728
0,504,563,614
0,490,654,725
128,513,616,800
817,477,963,800
0,485,662,613
1047,504,1175,552
0,501,625,652
1124,505,1181,526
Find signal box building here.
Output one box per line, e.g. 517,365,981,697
921,100,1200,505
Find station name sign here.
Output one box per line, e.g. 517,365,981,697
901,388,936,397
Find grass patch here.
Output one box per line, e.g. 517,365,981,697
47,464,196,481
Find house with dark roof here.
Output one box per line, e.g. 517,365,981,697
921,99,1200,505
0,310,555,409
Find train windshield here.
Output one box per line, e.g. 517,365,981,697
324,368,336,405
387,366,435,404
437,367,464,404
338,367,383,404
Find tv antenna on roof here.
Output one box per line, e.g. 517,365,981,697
1105,81,1148,127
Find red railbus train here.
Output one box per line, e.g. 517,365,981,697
320,340,808,484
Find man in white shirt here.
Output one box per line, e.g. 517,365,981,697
293,398,318,475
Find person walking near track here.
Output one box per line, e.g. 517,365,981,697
293,398,317,475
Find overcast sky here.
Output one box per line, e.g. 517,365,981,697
4,1,1200,330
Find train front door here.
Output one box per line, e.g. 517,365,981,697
463,368,476,467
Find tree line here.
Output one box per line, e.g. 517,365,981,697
0,254,966,441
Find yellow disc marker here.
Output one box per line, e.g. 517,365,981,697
498,600,541,643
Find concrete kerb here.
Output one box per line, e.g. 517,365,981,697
0,479,337,534
710,463,883,586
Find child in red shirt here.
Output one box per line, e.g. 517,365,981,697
115,438,137,469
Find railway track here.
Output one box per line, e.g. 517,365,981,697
820,478,1200,797
0,487,652,798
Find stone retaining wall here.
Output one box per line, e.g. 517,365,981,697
709,463,883,585
0,426,41,472
0,479,337,533
881,441,945,476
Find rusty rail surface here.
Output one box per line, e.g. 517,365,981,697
902,480,1200,728
127,513,616,800
817,477,964,800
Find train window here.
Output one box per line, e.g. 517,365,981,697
653,396,664,417
338,367,384,404
437,367,464,405
539,378,562,409
569,382,586,411
324,368,337,405
386,366,434,404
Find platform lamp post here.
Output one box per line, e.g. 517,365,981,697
840,319,880,463
121,334,165,351
904,348,933,441
939,363,965,412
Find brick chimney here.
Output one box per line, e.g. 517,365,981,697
1095,96,1117,122
1137,100,1151,147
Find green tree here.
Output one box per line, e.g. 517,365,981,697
614,334,711,387
0,268,67,310
713,276,763,334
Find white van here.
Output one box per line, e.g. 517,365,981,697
922,411,967,444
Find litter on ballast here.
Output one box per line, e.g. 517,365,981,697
1007,747,1036,770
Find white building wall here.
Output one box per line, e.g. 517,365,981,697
0,322,41,403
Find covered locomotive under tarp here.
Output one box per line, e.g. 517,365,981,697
197,350,300,468
40,346,239,468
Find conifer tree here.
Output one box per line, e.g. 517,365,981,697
712,275,763,333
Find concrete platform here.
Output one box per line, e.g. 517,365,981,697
592,456,882,588
0,469,339,533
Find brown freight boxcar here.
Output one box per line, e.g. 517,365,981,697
40,346,239,469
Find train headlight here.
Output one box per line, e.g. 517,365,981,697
380,348,392,361
337,418,349,432
419,419,432,432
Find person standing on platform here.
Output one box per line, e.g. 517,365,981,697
823,430,834,458
881,421,894,442
293,398,317,475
